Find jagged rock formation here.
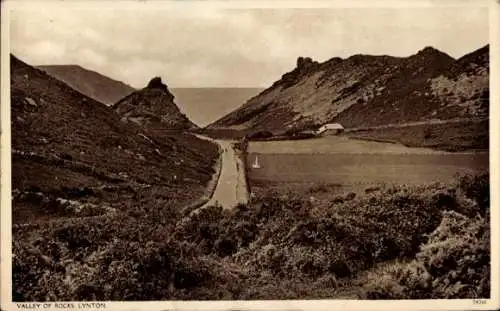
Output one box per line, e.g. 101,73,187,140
38,64,135,106
209,45,489,133
114,77,197,131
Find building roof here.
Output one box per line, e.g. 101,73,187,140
316,123,344,134
321,123,344,129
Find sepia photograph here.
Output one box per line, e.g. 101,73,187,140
1,0,498,310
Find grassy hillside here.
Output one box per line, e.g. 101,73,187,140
38,65,135,106
208,45,489,142
11,55,219,301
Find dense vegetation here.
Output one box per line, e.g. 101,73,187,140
13,173,490,300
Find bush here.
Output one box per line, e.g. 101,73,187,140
458,173,489,215
417,210,490,298
362,261,432,299
362,210,490,299
229,185,447,284
13,173,490,300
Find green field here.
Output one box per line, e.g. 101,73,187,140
247,153,488,186
246,137,488,191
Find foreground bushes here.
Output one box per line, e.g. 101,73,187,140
13,173,490,300
13,216,221,301
362,210,490,299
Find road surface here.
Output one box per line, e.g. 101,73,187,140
193,134,249,212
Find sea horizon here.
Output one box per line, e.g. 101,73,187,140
171,87,265,127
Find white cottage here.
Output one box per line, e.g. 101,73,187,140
316,123,344,135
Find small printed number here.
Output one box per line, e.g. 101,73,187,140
473,299,487,304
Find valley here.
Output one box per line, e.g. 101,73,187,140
9,41,491,301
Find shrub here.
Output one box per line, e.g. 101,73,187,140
458,173,489,215
361,210,490,299
13,173,490,300
417,210,490,298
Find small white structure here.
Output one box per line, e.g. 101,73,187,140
316,123,344,135
251,156,261,169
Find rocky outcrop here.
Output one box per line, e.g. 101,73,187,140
209,45,488,133
114,77,197,131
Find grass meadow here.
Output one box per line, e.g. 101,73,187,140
246,152,488,186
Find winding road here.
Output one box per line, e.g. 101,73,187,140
193,134,249,212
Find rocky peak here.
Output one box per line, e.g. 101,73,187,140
114,76,196,130
457,44,489,66
147,77,168,90
144,76,174,101
414,46,454,62
296,57,319,71
297,56,312,68
418,46,440,54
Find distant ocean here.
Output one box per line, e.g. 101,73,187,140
172,88,264,127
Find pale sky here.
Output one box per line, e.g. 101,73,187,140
9,2,489,88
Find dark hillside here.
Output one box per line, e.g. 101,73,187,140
12,54,219,301
332,47,456,127
334,45,489,127
38,64,135,106
12,55,215,220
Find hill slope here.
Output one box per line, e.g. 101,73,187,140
209,45,489,133
114,77,198,131
12,55,222,301
335,45,489,128
38,64,135,106
11,54,217,223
